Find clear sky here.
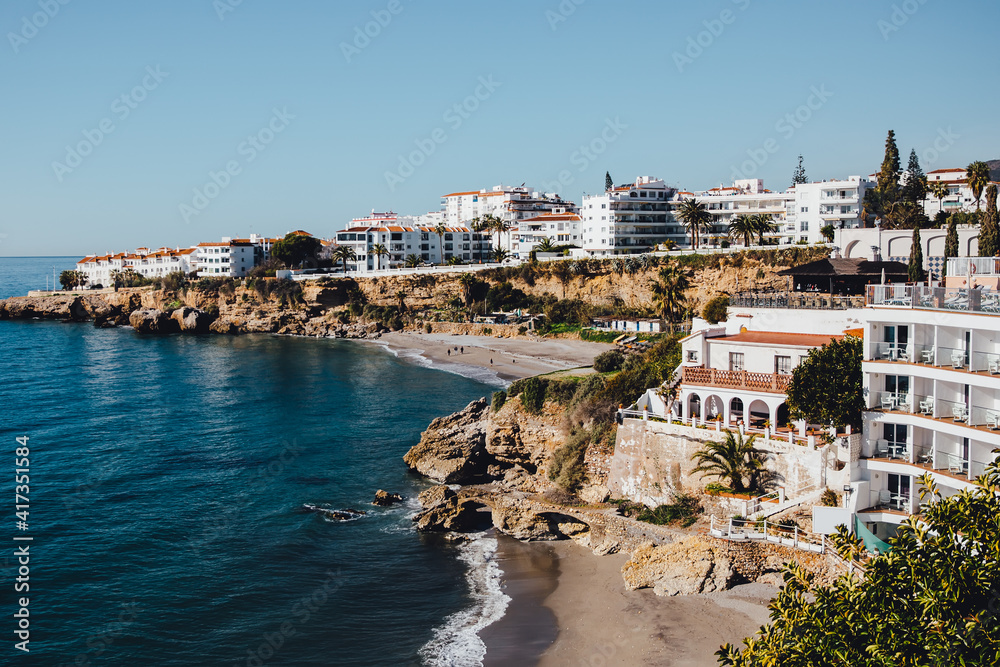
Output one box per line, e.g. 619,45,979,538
1,0,997,257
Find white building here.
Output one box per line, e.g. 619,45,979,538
790,176,875,244
512,207,582,259
694,179,795,246
853,277,1000,543
920,167,1000,218
334,213,484,272
834,226,980,279
77,247,198,287
580,176,683,256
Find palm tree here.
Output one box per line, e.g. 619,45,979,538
535,237,557,253
433,224,448,264
691,431,765,494
966,161,990,211
649,264,690,324
395,290,406,312
458,272,478,306
370,243,389,271
492,247,510,263
752,214,778,245
404,254,421,268
677,198,711,249
333,246,357,273
928,181,950,220
549,260,573,298
728,214,755,247
471,217,488,263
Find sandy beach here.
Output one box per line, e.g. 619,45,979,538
371,332,613,383
534,541,774,667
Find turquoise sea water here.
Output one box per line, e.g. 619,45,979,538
1,258,499,665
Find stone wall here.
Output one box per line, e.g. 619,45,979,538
608,419,841,508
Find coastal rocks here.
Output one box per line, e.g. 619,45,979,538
417,485,457,509
209,318,242,335
0,295,85,321
490,496,589,542
170,307,213,333
372,490,404,506
129,308,179,334
621,537,734,596
578,484,610,505
412,486,486,532
403,399,494,484
302,504,366,521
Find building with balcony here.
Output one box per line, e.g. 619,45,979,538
334,213,483,271
196,239,257,277
694,179,795,246
790,176,875,243
77,247,198,287
921,167,1000,218
580,176,682,256
854,282,1000,542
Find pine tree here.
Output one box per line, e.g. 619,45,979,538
605,171,613,192
979,184,999,258
878,130,901,202
943,214,959,276
908,227,926,282
901,149,927,204
791,155,807,185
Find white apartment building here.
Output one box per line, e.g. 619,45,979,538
334,213,485,272
196,238,257,277
921,167,1000,218
77,247,198,287
790,176,875,244
694,179,795,246
580,176,683,256
854,273,1000,543
512,207,581,259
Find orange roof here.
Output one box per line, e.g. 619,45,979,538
713,331,844,347
442,190,481,198
843,327,864,338
520,212,582,222
928,168,965,174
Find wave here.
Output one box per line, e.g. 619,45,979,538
418,534,510,667
371,341,507,387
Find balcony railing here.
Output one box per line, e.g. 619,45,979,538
946,257,1000,277
876,391,1000,430
682,366,791,394
730,291,864,310
867,285,1000,314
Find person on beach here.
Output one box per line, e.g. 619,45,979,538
490,358,493,365
460,347,464,354
447,349,450,356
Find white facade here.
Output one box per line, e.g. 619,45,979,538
790,176,875,244
694,179,795,246
77,247,197,288
580,176,682,256
834,226,980,279
334,213,485,272
196,239,256,277
853,285,1000,542
921,167,1000,218
512,207,581,259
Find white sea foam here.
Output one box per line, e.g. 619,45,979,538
418,534,510,667
367,340,507,387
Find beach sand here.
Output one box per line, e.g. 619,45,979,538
535,541,774,667
372,332,613,383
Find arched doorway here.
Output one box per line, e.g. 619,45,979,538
730,397,744,425
747,399,770,428
688,393,701,421
776,403,790,428
706,395,724,422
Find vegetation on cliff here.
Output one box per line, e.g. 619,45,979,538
719,464,1000,666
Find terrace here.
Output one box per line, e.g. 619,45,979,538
867,284,1000,315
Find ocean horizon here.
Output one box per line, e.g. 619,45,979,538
1,257,517,666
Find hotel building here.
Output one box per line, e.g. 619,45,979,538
580,176,683,256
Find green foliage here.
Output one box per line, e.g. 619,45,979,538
702,295,729,324
636,494,700,528
691,432,767,494
424,322,432,333
485,281,530,312
786,336,863,429
704,482,733,496
579,329,622,344
548,428,590,491
819,488,839,507
271,233,320,268
820,224,835,243
908,227,926,282
650,263,691,323
491,390,506,412
253,278,303,305
164,299,183,312
677,197,712,248
248,258,285,278
59,270,85,290
979,184,998,258
518,377,546,413
195,277,235,293
791,154,807,186
156,271,187,291
944,214,959,275
966,160,991,210
543,298,589,326
718,465,1000,666
592,349,625,373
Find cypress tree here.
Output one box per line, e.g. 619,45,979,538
605,171,613,192
791,155,808,185
878,130,901,202
979,184,999,258
943,214,959,276
908,227,925,283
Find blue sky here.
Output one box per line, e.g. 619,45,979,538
1,0,997,257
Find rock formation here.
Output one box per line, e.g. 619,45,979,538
129,309,179,334
622,537,734,596
372,490,404,506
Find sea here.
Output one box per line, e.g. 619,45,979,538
0,257,546,666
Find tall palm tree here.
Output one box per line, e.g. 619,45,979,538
470,217,486,262
492,247,510,263
334,246,357,273
535,237,557,253
649,264,690,324
966,161,990,211
458,272,478,306
928,181,950,220
728,214,755,247
404,254,421,268
751,214,778,245
370,243,389,271
691,431,765,494
395,290,407,312
677,198,711,249
433,224,448,264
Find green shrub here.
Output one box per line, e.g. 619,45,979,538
545,379,578,405
705,482,732,496
519,377,546,413
424,322,432,333
517,326,527,335
548,428,590,491
820,488,840,507
636,494,700,528
702,295,729,324
593,349,625,373
163,300,183,312
491,390,507,412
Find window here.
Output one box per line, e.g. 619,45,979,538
686,350,698,362
775,355,792,375
729,353,745,372
391,233,402,241
800,206,808,213
800,221,809,231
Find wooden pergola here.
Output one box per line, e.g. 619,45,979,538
778,258,909,296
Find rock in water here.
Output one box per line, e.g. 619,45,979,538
129,308,179,334
209,318,242,335
372,490,404,506
170,307,213,333
621,537,733,596
403,398,494,484
417,485,457,509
